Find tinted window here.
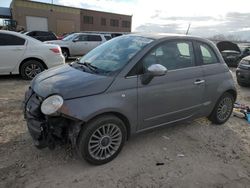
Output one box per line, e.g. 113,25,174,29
27,31,35,36
104,36,111,40
142,41,195,72
48,32,57,39
199,43,219,64
88,35,102,41
78,35,88,41
39,31,52,36
0,33,25,46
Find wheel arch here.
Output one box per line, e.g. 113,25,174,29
61,47,70,56
81,111,131,140
19,57,47,74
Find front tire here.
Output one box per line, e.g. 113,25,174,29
77,115,127,165
209,92,234,124
20,60,44,80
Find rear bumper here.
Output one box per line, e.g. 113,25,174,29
236,67,250,84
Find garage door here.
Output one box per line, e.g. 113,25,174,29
26,16,48,31
56,20,75,35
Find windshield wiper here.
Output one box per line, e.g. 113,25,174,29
81,62,99,73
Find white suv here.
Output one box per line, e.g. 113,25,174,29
46,33,107,59
0,30,65,80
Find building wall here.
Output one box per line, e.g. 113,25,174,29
80,9,132,32
11,0,80,35
11,0,132,35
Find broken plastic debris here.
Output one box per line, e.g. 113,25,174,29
162,136,170,140
156,162,164,166
177,154,185,157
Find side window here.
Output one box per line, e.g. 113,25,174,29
199,43,219,64
0,33,25,46
177,43,190,56
77,35,88,41
36,31,42,36
27,31,35,36
142,41,195,72
104,36,111,40
88,35,102,42
49,32,56,38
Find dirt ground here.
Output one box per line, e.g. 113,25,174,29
0,68,250,188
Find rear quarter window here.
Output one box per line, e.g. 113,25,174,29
0,33,25,46
199,43,219,64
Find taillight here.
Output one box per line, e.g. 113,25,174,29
50,48,60,54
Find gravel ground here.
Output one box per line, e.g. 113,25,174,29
0,68,250,188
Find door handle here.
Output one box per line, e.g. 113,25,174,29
194,79,205,85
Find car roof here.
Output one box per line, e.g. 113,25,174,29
0,30,29,38
128,33,212,43
74,32,104,35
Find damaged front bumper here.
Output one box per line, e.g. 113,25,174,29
23,88,81,149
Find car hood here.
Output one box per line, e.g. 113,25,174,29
216,41,241,53
31,64,114,99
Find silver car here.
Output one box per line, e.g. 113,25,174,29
46,33,107,59
23,34,236,165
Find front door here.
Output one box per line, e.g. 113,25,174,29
137,40,205,131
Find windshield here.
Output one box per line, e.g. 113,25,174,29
62,33,77,41
79,35,154,74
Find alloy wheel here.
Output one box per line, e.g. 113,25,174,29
88,123,122,160
216,97,233,122
24,64,42,79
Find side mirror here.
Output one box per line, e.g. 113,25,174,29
148,64,167,76
141,64,167,85
72,38,78,42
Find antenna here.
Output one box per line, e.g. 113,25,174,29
186,23,191,35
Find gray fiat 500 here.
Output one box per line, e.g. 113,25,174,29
23,34,237,165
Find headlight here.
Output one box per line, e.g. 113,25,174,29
41,95,64,115
240,59,250,65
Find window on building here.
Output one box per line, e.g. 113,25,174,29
110,19,119,27
83,16,94,24
122,21,131,28
101,18,106,26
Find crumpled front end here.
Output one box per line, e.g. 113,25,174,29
23,87,81,149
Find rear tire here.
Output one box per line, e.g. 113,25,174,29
208,92,234,125
20,60,44,80
77,115,127,165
